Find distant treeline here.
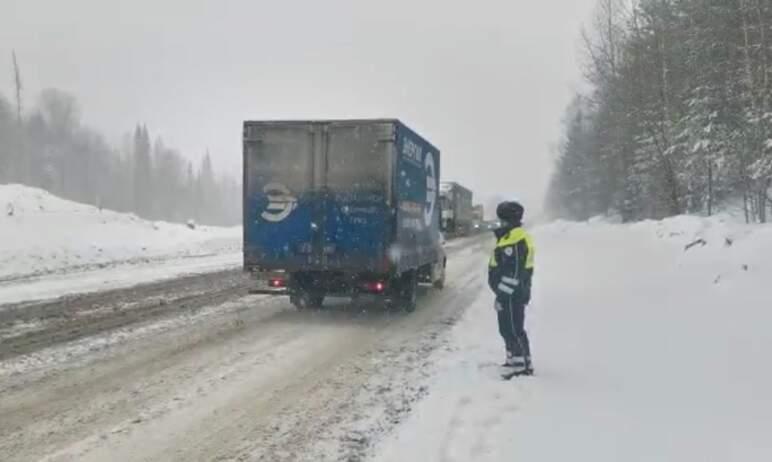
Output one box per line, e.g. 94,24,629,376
547,0,772,223
0,66,240,226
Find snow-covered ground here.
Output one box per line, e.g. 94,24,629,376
373,215,772,462
0,235,490,462
0,184,241,304
4,183,771,460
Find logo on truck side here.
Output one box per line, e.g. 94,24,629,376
261,183,298,222
424,153,437,227
402,138,423,166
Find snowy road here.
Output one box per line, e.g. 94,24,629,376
4,216,768,462
0,269,249,361
0,236,490,462
0,252,242,307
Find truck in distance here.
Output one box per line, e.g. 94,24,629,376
472,204,485,232
439,181,474,237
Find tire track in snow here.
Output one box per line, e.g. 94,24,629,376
0,236,492,462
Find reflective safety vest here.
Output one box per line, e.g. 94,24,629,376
489,227,535,270
488,227,535,303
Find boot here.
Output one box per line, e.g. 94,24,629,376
523,356,534,376
504,355,527,373
501,350,513,367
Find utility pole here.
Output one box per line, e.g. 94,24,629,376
12,50,22,126
11,50,29,183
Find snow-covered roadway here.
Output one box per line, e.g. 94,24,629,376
0,235,489,462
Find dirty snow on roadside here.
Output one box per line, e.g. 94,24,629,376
0,184,241,304
372,215,772,462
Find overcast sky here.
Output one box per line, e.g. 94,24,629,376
3,0,596,215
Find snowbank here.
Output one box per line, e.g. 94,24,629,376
373,215,772,462
0,185,241,303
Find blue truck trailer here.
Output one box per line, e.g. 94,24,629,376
243,119,446,311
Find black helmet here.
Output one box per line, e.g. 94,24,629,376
496,201,524,224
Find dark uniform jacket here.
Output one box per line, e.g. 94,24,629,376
488,225,535,305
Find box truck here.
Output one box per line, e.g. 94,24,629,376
243,119,446,311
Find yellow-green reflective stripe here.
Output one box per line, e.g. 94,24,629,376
524,234,535,269
493,229,535,269
496,228,527,248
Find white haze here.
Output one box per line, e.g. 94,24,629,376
2,0,597,216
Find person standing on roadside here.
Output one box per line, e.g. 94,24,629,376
488,201,535,376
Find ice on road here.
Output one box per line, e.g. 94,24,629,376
373,216,772,462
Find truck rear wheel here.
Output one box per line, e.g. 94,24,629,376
432,260,446,290
291,292,325,310
396,271,418,313
309,294,325,308
433,271,445,290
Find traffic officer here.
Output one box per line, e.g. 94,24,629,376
488,201,535,376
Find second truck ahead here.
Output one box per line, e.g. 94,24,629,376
243,119,446,311
439,181,474,237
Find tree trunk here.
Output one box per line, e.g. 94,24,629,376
755,0,770,224
744,190,750,223
707,161,714,216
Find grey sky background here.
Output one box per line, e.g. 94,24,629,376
3,0,597,216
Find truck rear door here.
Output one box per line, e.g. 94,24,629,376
243,123,318,269
323,122,393,270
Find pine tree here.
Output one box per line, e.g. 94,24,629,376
547,0,772,222
1,82,240,226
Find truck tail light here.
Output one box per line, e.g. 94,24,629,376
269,277,286,288
363,281,386,294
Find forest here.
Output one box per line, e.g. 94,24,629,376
0,55,240,226
547,0,772,223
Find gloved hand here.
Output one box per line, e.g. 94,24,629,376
495,300,504,312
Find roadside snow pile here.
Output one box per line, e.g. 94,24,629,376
0,184,241,281
373,215,772,462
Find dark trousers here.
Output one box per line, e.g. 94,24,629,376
497,299,531,363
